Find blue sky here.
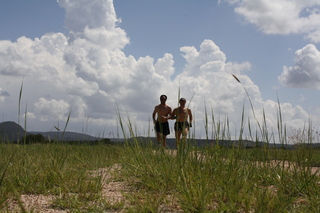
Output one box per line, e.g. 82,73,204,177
1,0,320,141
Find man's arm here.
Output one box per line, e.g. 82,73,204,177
170,108,177,119
168,107,173,119
152,106,157,123
188,109,193,127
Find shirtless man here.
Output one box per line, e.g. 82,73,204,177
171,98,193,148
152,95,172,147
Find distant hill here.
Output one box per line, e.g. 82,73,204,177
2,121,320,149
127,137,271,149
0,121,25,142
116,137,320,150
0,121,100,142
29,131,100,141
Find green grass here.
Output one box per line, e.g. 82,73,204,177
0,143,122,212
120,142,320,212
0,140,319,212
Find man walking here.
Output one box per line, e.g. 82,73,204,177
152,95,172,147
171,98,193,149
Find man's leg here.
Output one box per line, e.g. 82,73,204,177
175,131,182,150
161,122,170,148
182,128,188,141
157,132,166,147
157,132,162,145
161,135,167,147
180,128,189,150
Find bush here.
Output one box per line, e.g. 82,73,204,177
21,133,46,144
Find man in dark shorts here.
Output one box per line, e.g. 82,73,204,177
152,95,172,147
174,121,189,132
171,98,193,149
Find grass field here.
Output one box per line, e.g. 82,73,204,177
0,139,320,212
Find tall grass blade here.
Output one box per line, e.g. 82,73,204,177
239,102,245,142
115,104,126,139
211,106,215,140
232,74,263,137
276,94,287,146
212,108,221,142
177,81,181,106
248,118,253,142
17,80,24,144
23,103,27,145
187,92,195,140
204,100,209,140
18,80,23,126
61,107,72,141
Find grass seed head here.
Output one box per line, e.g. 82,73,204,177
232,74,241,83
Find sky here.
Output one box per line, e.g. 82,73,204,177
1,0,320,142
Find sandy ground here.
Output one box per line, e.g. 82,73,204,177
4,164,128,213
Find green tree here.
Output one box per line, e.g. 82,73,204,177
22,134,46,144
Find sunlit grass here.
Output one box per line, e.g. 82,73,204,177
0,143,122,212
120,142,320,212
1,133,320,212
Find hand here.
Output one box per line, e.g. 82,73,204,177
159,116,167,122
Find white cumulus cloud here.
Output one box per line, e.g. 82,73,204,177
0,0,314,141
225,0,320,42
0,88,10,103
34,98,70,121
278,44,320,89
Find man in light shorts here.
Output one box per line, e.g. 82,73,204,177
171,98,193,149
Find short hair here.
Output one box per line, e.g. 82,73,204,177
160,94,167,100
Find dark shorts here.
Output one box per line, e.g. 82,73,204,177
174,122,189,132
155,121,170,136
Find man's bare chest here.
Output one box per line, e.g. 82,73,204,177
158,105,169,113
177,108,188,115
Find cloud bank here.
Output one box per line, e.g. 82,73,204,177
225,0,320,42
0,0,315,140
224,0,320,92
279,44,320,88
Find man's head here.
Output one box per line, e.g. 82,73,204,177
179,98,186,106
160,95,167,102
